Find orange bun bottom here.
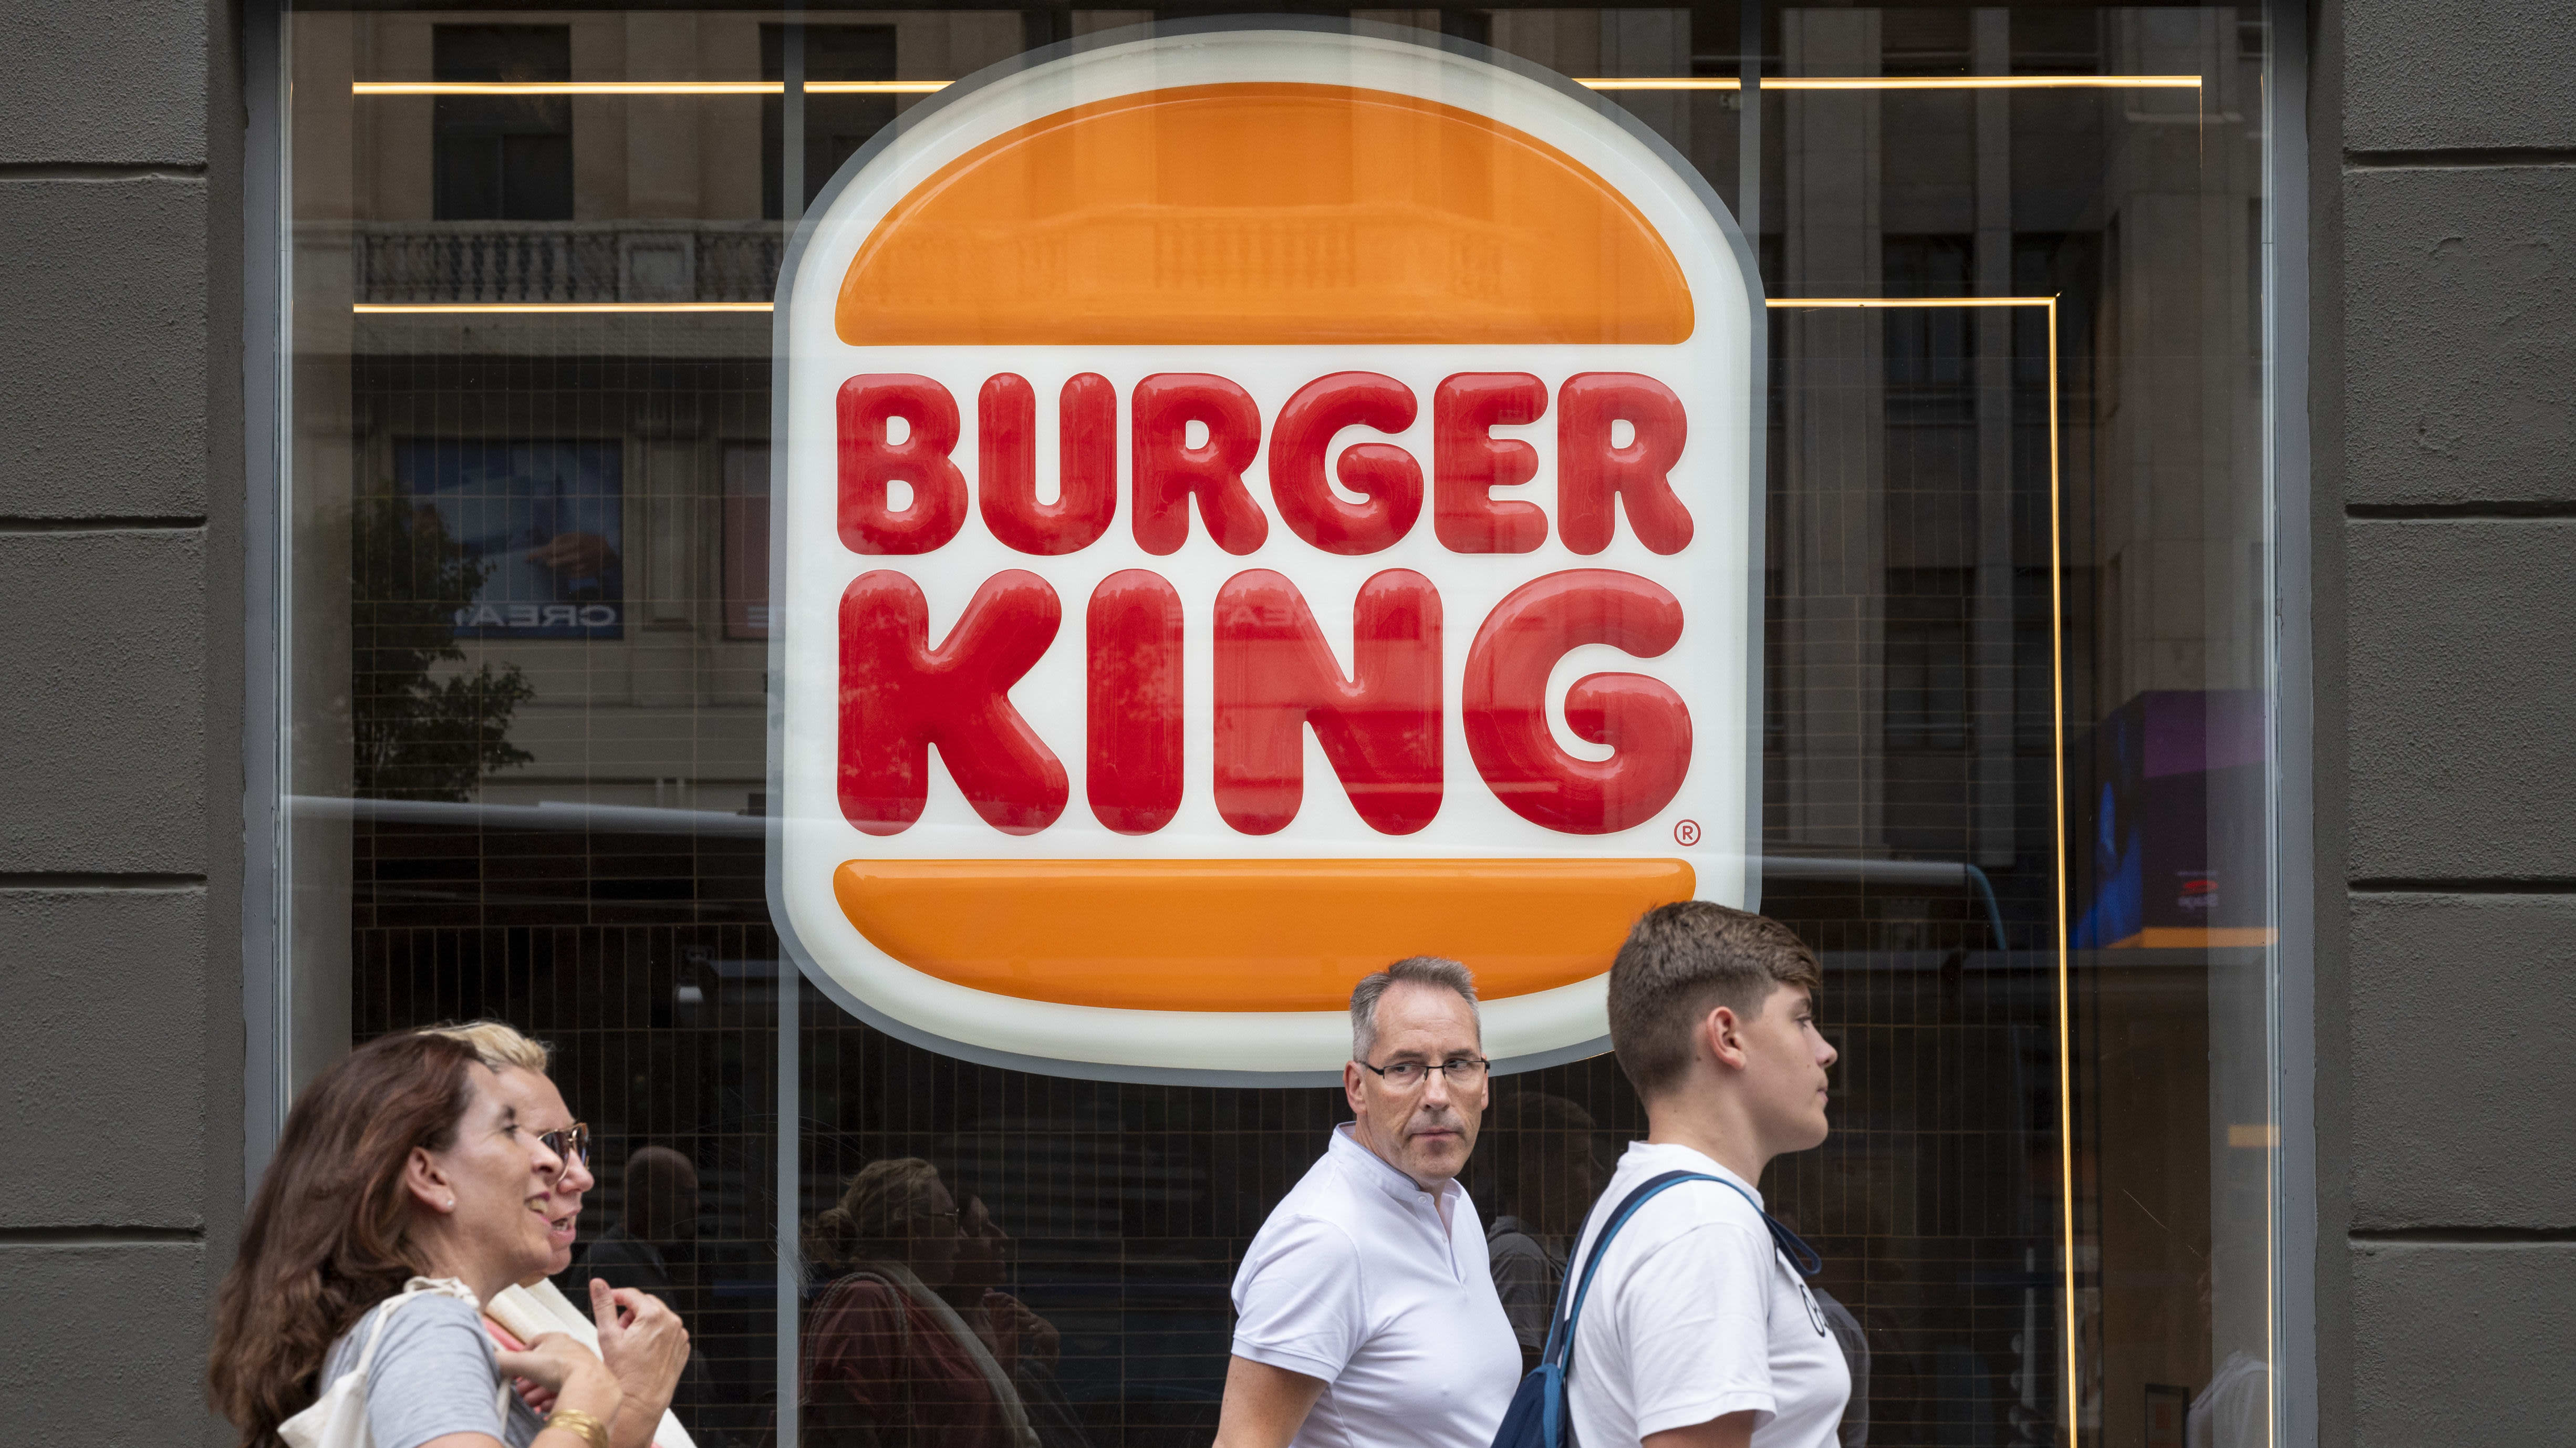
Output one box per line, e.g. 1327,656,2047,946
832,857,1697,1011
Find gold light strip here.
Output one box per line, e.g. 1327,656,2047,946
2044,296,2076,1447
1581,74,2200,90
349,79,946,95
353,302,773,314
1774,292,2076,1445
354,74,2199,97
1764,295,2058,308
365,295,2071,317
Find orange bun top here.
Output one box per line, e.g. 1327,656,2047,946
835,82,1694,347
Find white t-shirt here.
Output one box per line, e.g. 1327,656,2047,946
1232,1124,1523,1448
1564,1143,1850,1448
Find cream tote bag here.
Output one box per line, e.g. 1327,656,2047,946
279,1277,508,1448
489,1279,699,1448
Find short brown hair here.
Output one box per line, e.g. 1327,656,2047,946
1607,902,1822,1098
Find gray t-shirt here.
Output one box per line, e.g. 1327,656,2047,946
319,1292,545,1448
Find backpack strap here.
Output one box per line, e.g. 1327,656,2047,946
1538,1171,1825,1378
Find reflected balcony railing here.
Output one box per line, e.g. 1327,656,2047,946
350,220,784,305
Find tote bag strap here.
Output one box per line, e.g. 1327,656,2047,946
355,1278,497,1402
350,1278,471,1377
345,1295,410,1380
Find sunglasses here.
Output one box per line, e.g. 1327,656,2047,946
535,1122,590,1182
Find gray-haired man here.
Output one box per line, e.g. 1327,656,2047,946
1214,957,1522,1448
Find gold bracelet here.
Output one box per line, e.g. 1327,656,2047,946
543,1408,612,1448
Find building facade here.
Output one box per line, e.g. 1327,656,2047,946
0,1,2565,1444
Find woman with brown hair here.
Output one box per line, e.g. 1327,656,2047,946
207,1030,678,1448
798,1158,1038,1448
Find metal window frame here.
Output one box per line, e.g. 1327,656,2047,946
241,0,289,1193
2261,3,2319,1446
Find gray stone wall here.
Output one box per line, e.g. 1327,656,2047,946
0,0,242,1443
2327,1,2576,1443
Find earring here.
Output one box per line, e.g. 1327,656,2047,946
444,1197,455,1211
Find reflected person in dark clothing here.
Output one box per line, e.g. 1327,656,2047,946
802,1158,1039,1448
583,1146,729,1446
586,1146,699,1300
1479,1092,1606,1374
1770,1211,1869,1448
942,1193,1087,1448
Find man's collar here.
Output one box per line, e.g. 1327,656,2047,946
1331,1121,1459,1202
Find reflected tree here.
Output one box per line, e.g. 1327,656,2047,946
352,494,535,800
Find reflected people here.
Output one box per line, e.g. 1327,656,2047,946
583,1144,728,1445
943,1192,1088,1448
1812,1287,1869,1448
2188,1264,2268,1448
1480,1091,1607,1374
586,1146,700,1303
1770,1212,1869,1448
2189,1350,2268,1448
802,1157,1041,1448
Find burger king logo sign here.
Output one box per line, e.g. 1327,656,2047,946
770,21,1763,1082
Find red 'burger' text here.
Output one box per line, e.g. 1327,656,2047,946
832,370,1701,840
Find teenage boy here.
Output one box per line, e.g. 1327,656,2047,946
1567,902,1850,1448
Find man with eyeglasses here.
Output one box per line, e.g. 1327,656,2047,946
1215,957,1520,1448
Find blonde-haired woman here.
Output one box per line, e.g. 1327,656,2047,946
800,1158,1039,1448
416,1021,695,1448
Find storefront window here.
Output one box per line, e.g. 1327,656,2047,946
277,7,2283,1445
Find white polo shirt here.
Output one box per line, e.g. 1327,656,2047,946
1231,1124,1522,1448
1564,1143,1850,1448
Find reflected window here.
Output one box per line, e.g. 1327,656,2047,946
763,25,899,219
432,25,575,221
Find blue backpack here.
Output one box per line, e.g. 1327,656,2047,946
1487,1170,1823,1448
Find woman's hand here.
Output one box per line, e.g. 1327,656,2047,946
512,1376,560,1418
982,1290,1059,1370
590,1277,689,1448
495,1332,625,1428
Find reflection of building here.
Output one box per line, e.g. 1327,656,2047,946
1750,13,2272,1438
294,11,1030,820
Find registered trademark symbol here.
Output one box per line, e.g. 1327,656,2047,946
1673,819,1701,846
